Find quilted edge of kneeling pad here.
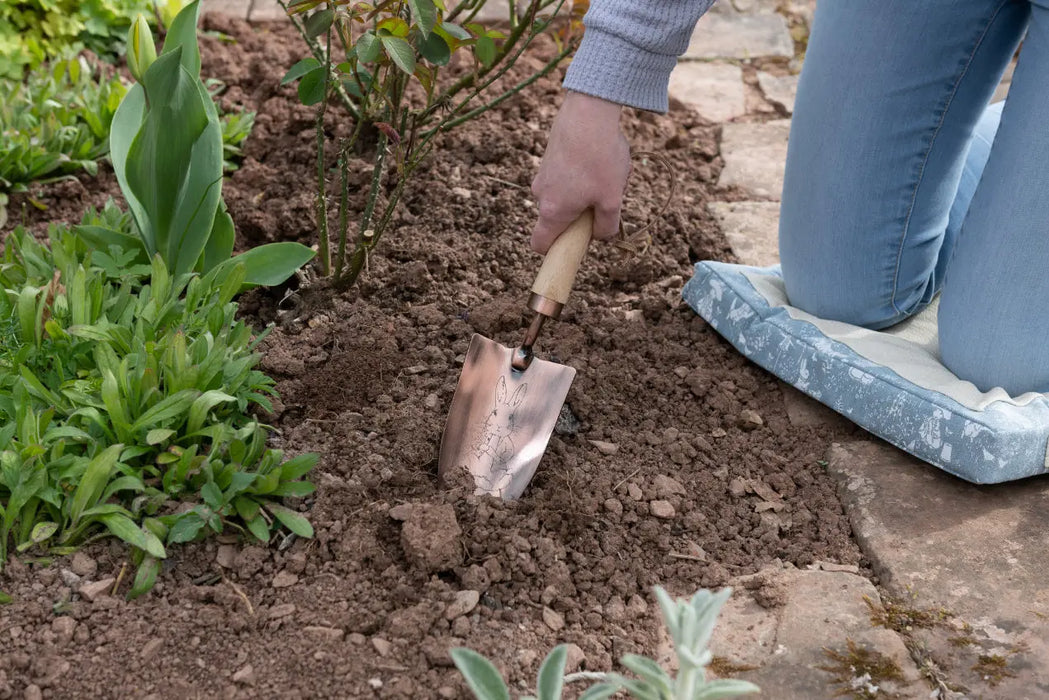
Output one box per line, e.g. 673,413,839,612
682,261,1049,484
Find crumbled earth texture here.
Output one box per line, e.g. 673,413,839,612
0,15,864,698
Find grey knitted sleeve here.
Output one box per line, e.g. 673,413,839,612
562,0,716,113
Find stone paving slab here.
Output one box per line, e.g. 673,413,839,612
686,11,795,61
709,566,928,699
669,62,746,123
707,201,779,267
717,120,790,199
827,441,1049,698
756,71,798,114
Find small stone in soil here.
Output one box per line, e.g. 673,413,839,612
232,664,255,686
70,552,97,578
542,607,565,631
60,569,81,589
650,500,676,519
553,404,581,436
140,638,164,660
24,685,43,700
269,603,297,619
652,474,686,498
588,439,619,455
387,503,413,521
712,427,728,438
728,477,748,497
304,626,344,642
564,644,587,673
51,617,76,644
272,570,298,588
372,637,393,657
604,498,624,516
626,483,643,501
445,590,480,620
738,409,764,430
78,578,115,602
216,544,237,569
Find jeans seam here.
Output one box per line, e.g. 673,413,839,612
889,0,1013,317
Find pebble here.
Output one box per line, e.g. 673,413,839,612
542,607,565,632
272,570,298,588
78,578,115,602
59,569,82,589
348,632,367,645
216,545,237,569
739,409,764,430
70,552,97,578
603,498,623,516
303,626,344,642
140,638,164,660
269,603,297,619
232,664,255,686
626,483,643,501
387,503,413,521
711,427,728,438
729,477,749,497
372,637,393,656
51,617,76,645
444,590,480,620
564,644,587,673
652,474,686,498
588,440,619,456
650,501,677,519
24,685,42,700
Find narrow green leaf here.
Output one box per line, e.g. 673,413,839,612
201,481,223,509
536,645,568,700
131,389,200,432
279,453,319,482
450,648,510,700
381,36,416,74
281,57,321,85
693,680,762,699
619,655,673,693
577,684,619,700
269,482,316,498
68,445,123,527
99,513,167,559
187,390,236,434
266,504,314,538
29,521,59,545
127,555,161,599
146,428,176,445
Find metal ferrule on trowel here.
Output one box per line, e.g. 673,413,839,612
438,211,594,500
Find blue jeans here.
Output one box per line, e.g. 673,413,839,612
779,0,1048,395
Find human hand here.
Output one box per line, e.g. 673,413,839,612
530,91,630,254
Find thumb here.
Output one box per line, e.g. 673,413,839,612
591,203,622,242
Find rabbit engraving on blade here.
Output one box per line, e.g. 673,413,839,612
471,376,527,482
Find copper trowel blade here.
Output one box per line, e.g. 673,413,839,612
438,334,576,500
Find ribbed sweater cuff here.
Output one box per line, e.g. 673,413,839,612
563,27,677,113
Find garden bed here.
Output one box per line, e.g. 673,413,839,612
0,14,864,698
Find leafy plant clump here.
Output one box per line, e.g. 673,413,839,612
0,55,126,226
280,0,585,288
0,211,318,599
0,0,154,79
452,587,760,699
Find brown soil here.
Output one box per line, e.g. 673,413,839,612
0,15,864,699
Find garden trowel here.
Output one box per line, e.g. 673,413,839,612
438,211,593,500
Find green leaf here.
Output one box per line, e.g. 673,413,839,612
129,48,224,277
417,32,451,66
29,521,59,545
187,390,236,434
536,645,568,700
577,684,619,700
75,225,147,262
619,655,673,693
227,242,316,287
440,22,471,40
127,555,161,599
201,481,223,509
99,513,167,559
146,428,176,445
266,504,313,538
474,35,496,67
233,495,260,522
167,511,206,543
356,32,381,64
281,57,322,85
161,0,205,78
131,390,200,432
381,36,416,75
68,445,123,527
0,591,12,605
201,205,235,273
279,453,318,482
304,8,334,38
246,515,270,543
297,65,328,106
451,648,510,700
407,0,437,37
269,481,316,498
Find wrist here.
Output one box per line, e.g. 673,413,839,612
563,91,624,122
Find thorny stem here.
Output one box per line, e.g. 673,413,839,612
277,0,361,120
314,23,333,276
334,112,370,277
337,132,389,289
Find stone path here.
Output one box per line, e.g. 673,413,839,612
203,2,1040,697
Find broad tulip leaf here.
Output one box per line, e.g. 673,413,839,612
201,205,235,273
225,241,316,287
161,0,204,78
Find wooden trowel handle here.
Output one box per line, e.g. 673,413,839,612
530,210,593,317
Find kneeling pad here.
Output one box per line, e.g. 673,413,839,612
682,261,1049,484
